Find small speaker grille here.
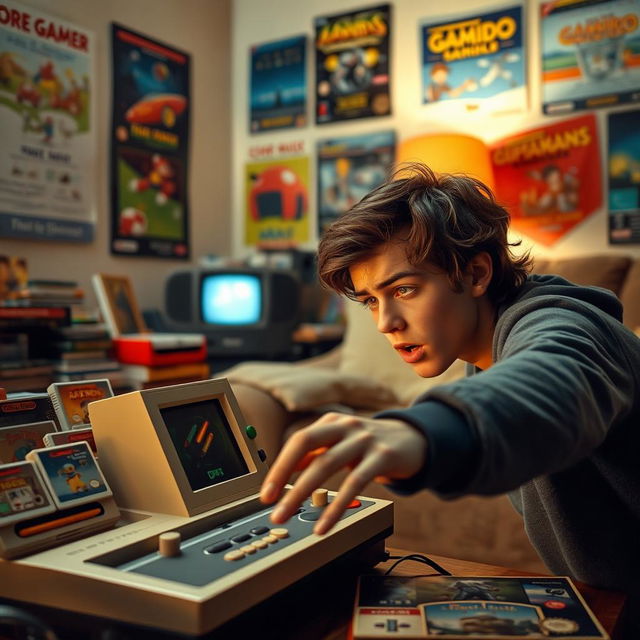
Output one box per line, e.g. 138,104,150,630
269,273,300,323
166,272,192,323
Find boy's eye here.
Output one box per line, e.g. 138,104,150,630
360,296,378,309
395,286,414,297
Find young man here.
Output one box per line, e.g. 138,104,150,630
260,163,640,598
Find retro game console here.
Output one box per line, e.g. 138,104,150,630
0,378,393,635
92,273,206,365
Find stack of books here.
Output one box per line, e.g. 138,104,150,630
13,279,85,307
120,361,211,390
51,322,127,391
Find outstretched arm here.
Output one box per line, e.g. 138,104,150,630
259,412,428,535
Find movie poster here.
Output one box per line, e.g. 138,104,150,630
541,0,640,115
244,156,309,246
315,4,391,124
421,5,526,116
609,109,640,244
317,131,395,235
110,24,190,259
0,1,96,242
250,35,307,133
490,114,601,246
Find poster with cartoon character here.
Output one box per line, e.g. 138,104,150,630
315,4,391,124
110,24,190,259
244,156,309,246
608,108,640,244
250,35,307,133
541,0,640,115
421,5,526,117
317,130,395,236
0,1,96,242
490,114,601,246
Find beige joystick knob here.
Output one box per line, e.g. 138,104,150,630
158,531,182,557
311,488,328,507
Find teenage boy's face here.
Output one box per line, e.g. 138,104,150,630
349,240,488,377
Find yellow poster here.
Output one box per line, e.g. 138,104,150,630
244,156,310,246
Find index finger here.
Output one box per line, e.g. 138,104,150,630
259,422,345,504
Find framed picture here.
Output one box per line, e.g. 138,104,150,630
92,273,145,337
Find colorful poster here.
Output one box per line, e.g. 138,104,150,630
0,1,96,242
315,4,391,124
421,5,526,116
608,108,640,243
244,156,309,246
110,24,190,259
317,131,395,235
541,0,640,115
250,35,307,133
490,114,601,246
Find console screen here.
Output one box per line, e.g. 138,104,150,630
160,399,249,491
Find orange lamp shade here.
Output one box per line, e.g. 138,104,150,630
396,133,494,191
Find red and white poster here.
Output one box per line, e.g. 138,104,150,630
490,114,601,246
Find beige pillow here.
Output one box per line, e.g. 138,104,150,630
339,299,466,406
222,361,398,412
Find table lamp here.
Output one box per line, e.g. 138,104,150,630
395,133,494,190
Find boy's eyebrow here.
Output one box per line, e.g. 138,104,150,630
353,270,423,297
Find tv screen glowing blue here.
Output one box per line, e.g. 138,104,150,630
201,274,262,325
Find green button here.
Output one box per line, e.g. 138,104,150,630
245,425,257,439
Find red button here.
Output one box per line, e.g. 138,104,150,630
347,499,361,509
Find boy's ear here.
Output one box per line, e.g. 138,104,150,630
467,252,492,297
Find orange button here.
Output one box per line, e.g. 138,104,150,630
347,499,361,509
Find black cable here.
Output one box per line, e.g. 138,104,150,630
0,605,59,640
384,553,451,576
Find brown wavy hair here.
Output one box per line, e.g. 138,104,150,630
318,163,532,304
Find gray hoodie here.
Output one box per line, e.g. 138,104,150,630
380,274,640,592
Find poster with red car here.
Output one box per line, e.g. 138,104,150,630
110,24,190,259
490,114,601,246
244,156,310,246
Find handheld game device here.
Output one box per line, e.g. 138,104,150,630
0,378,393,636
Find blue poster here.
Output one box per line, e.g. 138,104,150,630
541,0,640,115
609,108,640,244
421,5,526,116
317,131,395,235
250,35,307,133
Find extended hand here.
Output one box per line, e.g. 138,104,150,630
259,412,428,535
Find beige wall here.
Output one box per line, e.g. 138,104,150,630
0,0,232,312
231,0,640,262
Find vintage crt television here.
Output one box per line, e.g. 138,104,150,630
164,266,301,358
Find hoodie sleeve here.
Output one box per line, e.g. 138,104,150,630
375,297,638,498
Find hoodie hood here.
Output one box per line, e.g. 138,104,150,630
502,273,623,323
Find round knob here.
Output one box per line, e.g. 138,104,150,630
158,531,181,557
311,488,328,507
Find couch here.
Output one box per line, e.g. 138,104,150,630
225,254,640,573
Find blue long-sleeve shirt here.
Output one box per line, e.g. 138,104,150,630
379,274,640,592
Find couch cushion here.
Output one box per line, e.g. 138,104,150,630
339,300,466,406
533,254,632,295
619,258,640,332
222,361,399,412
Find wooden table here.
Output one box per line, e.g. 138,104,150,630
2,544,626,639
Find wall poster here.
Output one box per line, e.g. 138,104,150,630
315,4,391,125
250,35,307,134
609,108,640,244
244,155,309,247
421,5,526,116
490,114,601,246
541,0,640,115
0,1,96,242
317,130,395,236
110,24,190,259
